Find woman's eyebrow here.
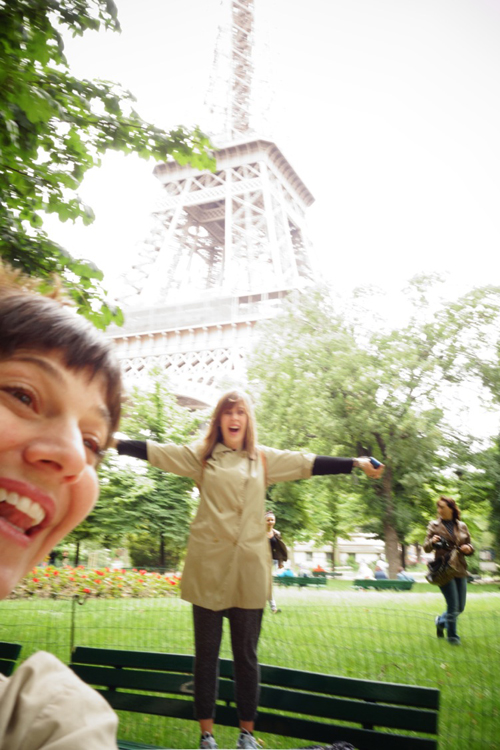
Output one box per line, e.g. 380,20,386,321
13,354,65,382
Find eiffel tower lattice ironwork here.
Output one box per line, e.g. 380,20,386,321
110,0,316,407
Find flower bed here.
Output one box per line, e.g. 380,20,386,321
9,566,181,599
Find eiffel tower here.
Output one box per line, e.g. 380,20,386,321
110,0,316,407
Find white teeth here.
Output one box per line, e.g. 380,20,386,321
0,490,46,525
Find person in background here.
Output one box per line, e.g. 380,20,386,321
423,496,474,645
265,511,283,613
374,564,388,580
357,560,374,579
396,567,415,582
115,389,384,749
0,261,122,749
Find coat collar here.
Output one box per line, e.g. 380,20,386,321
213,441,248,458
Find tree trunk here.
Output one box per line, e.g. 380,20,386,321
74,541,80,567
401,543,406,569
384,523,400,579
381,466,400,578
159,532,165,568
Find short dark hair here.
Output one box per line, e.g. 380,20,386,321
0,264,122,443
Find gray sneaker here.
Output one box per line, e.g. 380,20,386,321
200,732,218,749
236,729,260,749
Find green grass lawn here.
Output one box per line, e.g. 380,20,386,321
1,584,499,749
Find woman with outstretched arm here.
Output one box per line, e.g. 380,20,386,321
115,389,383,750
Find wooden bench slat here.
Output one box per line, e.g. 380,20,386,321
0,642,22,676
0,658,17,677
259,664,439,710
258,685,438,733
71,665,195,696
255,710,437,750
72,647,194,673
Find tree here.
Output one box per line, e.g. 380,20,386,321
0,0,214,328
93,370,206,567
249,280,500,577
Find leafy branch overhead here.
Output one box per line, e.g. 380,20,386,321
0,0,215,327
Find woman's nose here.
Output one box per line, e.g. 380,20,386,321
24,420,87,482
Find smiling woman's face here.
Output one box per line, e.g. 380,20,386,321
219,401,248,451
0,351,110,599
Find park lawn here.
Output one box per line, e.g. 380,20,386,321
0,587,498,749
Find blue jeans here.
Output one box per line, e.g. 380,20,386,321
437,576,467,640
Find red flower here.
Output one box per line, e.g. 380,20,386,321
83,588,91,594
139,569,147,575
32,578,39,583
53,570,59,576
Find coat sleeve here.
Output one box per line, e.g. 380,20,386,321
147,441,203,483
261,446,315,484
459,522,475,554
423,521,438,553
0,651,118,750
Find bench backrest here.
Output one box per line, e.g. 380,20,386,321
70,647,439,749
354,579,414,590
0,641,22,676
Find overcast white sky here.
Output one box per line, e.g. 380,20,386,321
48,0,500,310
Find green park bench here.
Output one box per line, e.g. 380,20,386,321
70,646,440,750
275,575,327,587
353,579,414,591
0,640,22,676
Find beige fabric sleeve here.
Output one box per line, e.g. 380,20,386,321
262,446,315,485
147,440,203,482
0,651,118,750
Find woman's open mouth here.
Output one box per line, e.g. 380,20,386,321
0,479,54,544
0,488,46,535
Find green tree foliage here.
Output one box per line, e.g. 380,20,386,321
92,371,205,567
249,280,500,577
0,0,215,328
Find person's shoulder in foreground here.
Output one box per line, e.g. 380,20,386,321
0,261,120,748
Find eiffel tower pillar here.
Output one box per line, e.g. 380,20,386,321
109,0,316,407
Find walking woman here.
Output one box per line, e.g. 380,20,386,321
115,390,383,749
424,496,474,645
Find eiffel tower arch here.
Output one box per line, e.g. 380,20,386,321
109,0,316,408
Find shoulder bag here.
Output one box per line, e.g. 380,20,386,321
426,546,461,587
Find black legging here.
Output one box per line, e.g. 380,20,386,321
192,605,263,721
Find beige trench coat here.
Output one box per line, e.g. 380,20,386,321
0,651,118,749
147,441,315,610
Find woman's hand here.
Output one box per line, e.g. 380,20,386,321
460,544,472,554
431,535,441,545
354,457,385,479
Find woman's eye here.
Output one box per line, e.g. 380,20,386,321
83,437,104,459
4,387,34,408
